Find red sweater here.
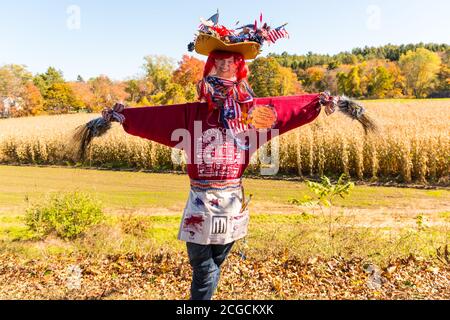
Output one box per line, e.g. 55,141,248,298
122,94,322,180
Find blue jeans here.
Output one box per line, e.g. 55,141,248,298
186,241,235,300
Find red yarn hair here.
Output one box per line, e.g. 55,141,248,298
202,51,248,80
199,51,250,112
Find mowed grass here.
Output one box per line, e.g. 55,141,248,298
0,165,449,264
1,165,449,210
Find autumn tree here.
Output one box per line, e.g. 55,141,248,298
433,64,450,97
249,57,302,97
431,50,450,97
171,55,205,103
337,66,363,97
143,55,174,94
300,66,327,93
44,83,84,114
88,75,129,112
279,66,302,96
0,64,45,116
0,64,32,97
399,48,441,97
33,67,65,97
68,81,95,111
172,55,205,87
22,82,44,115
124,79,153,105
141,55,196,105
366,66,395,98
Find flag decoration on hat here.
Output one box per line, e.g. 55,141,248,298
188,11,290,59
267,24,290,43
198,10,219,32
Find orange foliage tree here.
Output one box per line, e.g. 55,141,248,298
172,55,205,87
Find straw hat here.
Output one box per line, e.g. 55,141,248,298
194,33,262,60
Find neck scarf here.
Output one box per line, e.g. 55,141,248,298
202,76,255,150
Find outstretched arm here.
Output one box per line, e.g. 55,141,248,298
252,93,377,143
251,94,322,141
272,94,322,135
114,102,204,148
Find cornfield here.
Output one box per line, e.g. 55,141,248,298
0,99,449,184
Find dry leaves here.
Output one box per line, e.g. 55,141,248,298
0,251,449,300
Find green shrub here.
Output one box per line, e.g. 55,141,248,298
25,192,105,239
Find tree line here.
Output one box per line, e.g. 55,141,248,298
0,43,448,118
269,43,449,99
0,55,206,117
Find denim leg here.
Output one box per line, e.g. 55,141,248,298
208,242,234,297
186,242,220,300
212,242,235,267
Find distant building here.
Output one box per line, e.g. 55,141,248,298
0,97,23,118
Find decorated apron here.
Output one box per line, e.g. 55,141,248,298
177,179,250,245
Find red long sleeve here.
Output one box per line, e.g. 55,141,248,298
121,102,206,148
253,94,322,136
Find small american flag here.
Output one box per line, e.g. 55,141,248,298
267,25,289,43
225,97,248,135
198,11,219,32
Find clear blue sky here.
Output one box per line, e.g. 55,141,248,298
1,0,449,81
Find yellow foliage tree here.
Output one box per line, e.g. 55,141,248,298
249,57,302,97
399,48,441,97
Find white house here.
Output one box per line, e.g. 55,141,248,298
0,97,23,118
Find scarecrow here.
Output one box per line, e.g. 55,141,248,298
72,12,377,300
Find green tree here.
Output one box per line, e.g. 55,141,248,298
184,82,198,102
367,66,395,98
160,83,187,105
399,48,442,97
33,67,65,97
143,55,174,94
337,66,363,97
249,57,301,97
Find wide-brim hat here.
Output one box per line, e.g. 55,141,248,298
195,33,261,60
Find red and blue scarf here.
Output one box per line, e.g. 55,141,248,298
201,76,255,150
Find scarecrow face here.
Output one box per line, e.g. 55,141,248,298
214,57,238,79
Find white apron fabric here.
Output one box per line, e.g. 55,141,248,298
177,179,250,245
